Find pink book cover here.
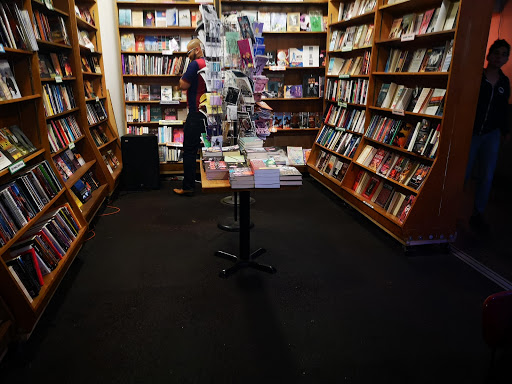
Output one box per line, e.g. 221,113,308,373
237,39,254,69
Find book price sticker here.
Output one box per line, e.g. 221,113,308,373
401,33,415,42
363,200,374,210
269,65,286,71
392,109,405,116
9,160,26,175
162,50,173,55
160,100,180,105
339,74,350,79
55,76,62,83
338,101,348,108
341,45,353,52
69,142,76,150
0,44,4,53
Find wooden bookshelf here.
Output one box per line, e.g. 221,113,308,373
307,0,494,246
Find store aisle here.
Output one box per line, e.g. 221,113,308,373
0,178,507,383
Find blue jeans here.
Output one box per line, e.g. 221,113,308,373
465,129,501,214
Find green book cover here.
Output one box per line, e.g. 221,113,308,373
310,15,322,32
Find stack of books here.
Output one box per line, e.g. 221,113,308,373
278,166,302,186
204,159,229,180
229,165,255,189
250,159,280,188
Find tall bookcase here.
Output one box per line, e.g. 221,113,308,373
0,0,120,336
220,0,329,164
307,0,494,246
115,0,211,175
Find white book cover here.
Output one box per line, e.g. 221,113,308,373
166,9,178,26
443,1,460,30
413,88,432,113
407,48,427,72
407,122,422,151
381,82,398,109
258,12,271,32
178,9,191,27
433,0,450,32
161,86,173,102
303,45,319,67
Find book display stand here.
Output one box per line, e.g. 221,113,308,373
307,0,494,247
0,0,120,337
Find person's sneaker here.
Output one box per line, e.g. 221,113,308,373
469,213,489,234
173,188,194,196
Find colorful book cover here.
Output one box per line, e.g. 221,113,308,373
237,39,255,69
276,49,289,66
289,48,303,67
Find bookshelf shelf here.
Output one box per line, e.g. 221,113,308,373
263,31,327,35
326,74,370,78
0,95,40,106
79,45,102,55
121,51,188,54
328,46,372,54
97,137,118,151
36,40,72,50
45,108,80,120
64,160,96,188
85,97,107,102
329,11,375,29
364,137,435,163
315,143,353,162
117,0,205,6
0,189,65,258
31,0,69,17
118,26,196,31
222,0,328,4
352,162,419,195
76,17,97,31
82,72,102,77
262,97,323,101
80,184,108,222
126,121,160,125
307,0,494,245
124,100,186,104
271,128,320,132
0,149,46,179
368,106,443,120
326,100,366,108
51,136,86,157
123,74,181,78
89,119,108,128
41,77,77,82
310,166,344,186
264,66,325,70
2,48,33,56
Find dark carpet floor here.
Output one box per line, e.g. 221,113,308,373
0,177,509,383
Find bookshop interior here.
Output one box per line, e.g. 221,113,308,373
0,0,512,382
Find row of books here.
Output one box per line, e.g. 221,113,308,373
81,55,101,75
314,150,350,182
118,8,198,28
316,127,361,159
226,11,326,33
90,126,109,147
327,52,371,76
0,3,38,51
325,78,369,105
86,101,107,126
102,150,120,175
158,146,181,162
74,5,95,26
127,126,153,136
271,112,322,130
121,54,190,76
120,33,189,53
53,149,85,182
124,83,186,103
269,46,322,68
42,83,77,117
32,10,69,45
356,145,430,190
365,116,440,158
38,53,73,79
47,115,83,153
0,160,62,246
329,24,374,52
388,1,460,40
352,171,414,223
323,105,366,133
375,83,445,116
6,204,81,302
157,126,183,145
0,60,22,101
0,125,37,163
265,73,323,99
384,40,453,73
70,170,100,205
337,0,376,22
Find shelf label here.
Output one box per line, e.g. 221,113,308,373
162,50,174,55
160,100,180,105
338,101,347,108
392,109,405,116
341,45,353,52
401,33,415,42
69,142,76,150
339,74,350,79
96,96,100,102
55,75,62,83
335,127,346,132
363,200,374,209
269,65,286,71
0,44,4,53
9,160,25,174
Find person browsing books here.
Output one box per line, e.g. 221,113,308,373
173,39,207,196
465,39,511,231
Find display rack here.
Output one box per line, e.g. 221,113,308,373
307,0,494,246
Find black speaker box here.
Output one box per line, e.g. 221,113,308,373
121,134,160,190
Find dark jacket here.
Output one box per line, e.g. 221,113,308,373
473,70,510,136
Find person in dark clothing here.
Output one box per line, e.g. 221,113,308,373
465,39,511,230
174,39,207,196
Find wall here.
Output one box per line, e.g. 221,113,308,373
97,0,125,137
